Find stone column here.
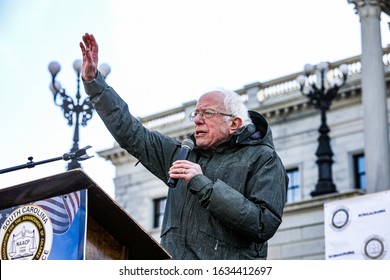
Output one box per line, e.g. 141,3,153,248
348,0,390,193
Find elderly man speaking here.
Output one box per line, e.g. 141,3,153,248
79,33,288,260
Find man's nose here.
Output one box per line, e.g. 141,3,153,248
194,113,205,124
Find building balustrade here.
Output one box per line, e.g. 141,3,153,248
138,48,390,131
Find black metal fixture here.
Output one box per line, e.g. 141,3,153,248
0,146,93,175
296,62,349,196
48,60,111,170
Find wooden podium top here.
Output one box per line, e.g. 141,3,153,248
0,169,170,260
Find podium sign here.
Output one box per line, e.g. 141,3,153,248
0,169,170,260
0,190,87,260
324,190,390,260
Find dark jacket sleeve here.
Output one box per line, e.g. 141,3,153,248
83,72,178,182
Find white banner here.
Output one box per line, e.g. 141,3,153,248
324,190,390,260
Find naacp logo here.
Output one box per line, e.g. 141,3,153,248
362,235,387,260
331,207,350,231
0,205,53,260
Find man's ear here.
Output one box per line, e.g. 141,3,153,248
229,117,243,135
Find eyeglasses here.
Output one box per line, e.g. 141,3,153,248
189,109,234,122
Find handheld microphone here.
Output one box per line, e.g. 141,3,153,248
167,139,194,188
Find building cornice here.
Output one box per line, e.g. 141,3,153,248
97,144,136,166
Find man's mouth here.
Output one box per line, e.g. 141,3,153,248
195,130,207,136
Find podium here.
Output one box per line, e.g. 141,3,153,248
0,169,170,260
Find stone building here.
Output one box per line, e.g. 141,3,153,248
98,1,390,260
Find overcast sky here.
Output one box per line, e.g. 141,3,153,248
1,0,390,197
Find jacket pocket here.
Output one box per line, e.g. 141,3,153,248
198,212,250,248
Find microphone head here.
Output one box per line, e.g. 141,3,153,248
181,139,194,150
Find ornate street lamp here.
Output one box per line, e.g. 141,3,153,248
48,60,111,170
296,62,349,197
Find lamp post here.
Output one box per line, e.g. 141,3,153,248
296,62,349,197
48,59,111,170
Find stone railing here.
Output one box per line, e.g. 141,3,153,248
247,54,365,103
140,108,186,130
140,47,390,130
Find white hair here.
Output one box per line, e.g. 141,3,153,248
215,88,252,126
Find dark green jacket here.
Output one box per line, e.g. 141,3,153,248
84,72,288,259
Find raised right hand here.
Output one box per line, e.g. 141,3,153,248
79,33,99,81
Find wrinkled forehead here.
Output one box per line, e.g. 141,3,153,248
196,91,225,110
